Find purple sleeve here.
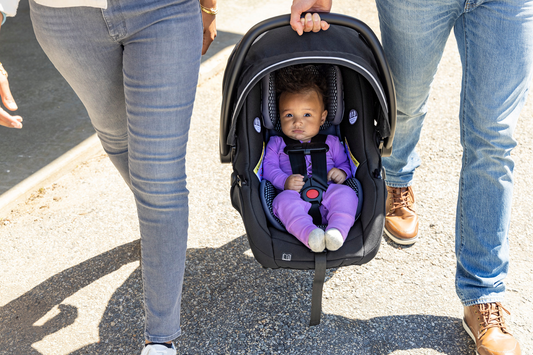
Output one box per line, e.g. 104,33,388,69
328,136,352,177
263,136,289,190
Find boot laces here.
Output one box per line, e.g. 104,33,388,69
477,303,511,338
390,187,414,212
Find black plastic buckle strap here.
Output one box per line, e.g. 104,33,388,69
309,252,327,326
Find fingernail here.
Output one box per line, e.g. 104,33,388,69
313,13,319,22
306,13,312,22
7,101,17,110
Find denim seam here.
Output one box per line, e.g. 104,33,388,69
145,329,182,343
385,182,412,188
464,0,474,12
462,297,506,307
140,236,150,340
455,13,469,303
464,0,482,13
100,8,127,42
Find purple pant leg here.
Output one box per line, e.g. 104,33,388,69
320,184,358,239
272,190,317,248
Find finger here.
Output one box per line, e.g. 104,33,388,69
290,0,316,36
290,10,305,36
0,108,23,129
303,13,314,33
202,32,216,55
312,13,322,33
0,74,18,111
201,13,217,55
321,20,330,31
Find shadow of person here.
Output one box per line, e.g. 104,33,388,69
0,240,141,354
1,236,474,354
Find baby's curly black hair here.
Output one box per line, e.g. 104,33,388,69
275,64,328,108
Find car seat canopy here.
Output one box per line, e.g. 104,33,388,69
224,24,393,152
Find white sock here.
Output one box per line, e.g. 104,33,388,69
325,228,344,251
308,228,325,252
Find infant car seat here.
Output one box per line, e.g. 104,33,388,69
219,13,396,325
258,65,363,231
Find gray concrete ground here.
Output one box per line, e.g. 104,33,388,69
1,1,532,354
0,0,93,195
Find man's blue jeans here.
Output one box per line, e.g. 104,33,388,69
30,0,203,342
376,0,533,305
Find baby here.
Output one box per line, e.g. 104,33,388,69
263,65,359,252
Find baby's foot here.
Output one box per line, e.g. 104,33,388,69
325,228,344,251
308,228,325,252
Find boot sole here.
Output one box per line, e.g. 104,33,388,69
383,227,418,245
462,318,480,355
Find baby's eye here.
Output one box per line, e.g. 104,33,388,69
304,113,311,117
284,113,293,118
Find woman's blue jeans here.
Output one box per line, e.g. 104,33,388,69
376,0,533,305
30,0,202,342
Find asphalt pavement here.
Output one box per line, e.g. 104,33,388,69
1,1,532,354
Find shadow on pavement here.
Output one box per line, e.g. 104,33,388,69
0,236,473,354
0,0,242,195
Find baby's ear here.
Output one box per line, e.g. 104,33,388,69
321,109,328,124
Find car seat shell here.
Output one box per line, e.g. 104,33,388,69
220,13,397,326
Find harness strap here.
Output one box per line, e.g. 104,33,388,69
307,203,322,226
310,252,327,326
309,146,328,190
283,135,329,225
287,150,307,177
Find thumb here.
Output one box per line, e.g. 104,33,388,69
290,9,304,36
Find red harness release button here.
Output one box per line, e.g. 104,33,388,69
306,189,319,199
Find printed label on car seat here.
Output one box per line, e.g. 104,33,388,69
253,142,265,181
344,139,359,177
349,109,358,125
282,253,292,261
254,117,262,133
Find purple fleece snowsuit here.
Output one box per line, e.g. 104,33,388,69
263,135,359,248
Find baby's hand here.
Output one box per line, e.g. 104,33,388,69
327,168,347,184
284,174,305,192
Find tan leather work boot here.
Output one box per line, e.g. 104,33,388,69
463,303,521,355
384,186,419,245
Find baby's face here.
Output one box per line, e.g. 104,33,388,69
279,90,327,142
